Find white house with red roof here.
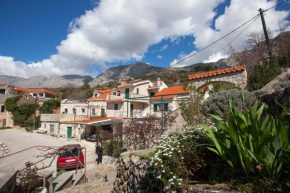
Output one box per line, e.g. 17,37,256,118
106,78,168,118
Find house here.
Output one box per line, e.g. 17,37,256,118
106,78,168,118
150,85,189,117
188,64,247,90
0,84,31,127
88,89,112,117
28,88,59,104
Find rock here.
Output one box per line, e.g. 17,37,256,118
260,68,290,94
102,156,117,168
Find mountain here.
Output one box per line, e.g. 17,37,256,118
0,74,93,88
89,62,163,86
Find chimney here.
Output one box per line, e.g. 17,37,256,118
121,80,128,85
157,77,161,87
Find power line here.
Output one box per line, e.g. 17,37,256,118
263,0,290,12
171,14,259,67
209,15,260,60
171,0,289,67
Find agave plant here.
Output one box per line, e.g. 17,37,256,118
203,101,290,180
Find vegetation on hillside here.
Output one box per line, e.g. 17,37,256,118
5,95,40,128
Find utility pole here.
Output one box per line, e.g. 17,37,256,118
259,8,272,57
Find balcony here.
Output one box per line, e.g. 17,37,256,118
107,94,123,101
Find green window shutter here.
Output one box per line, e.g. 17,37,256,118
153,104,158,112
164,103,169,111
137,88,139,94
114,104,118,110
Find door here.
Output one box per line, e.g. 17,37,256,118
101,108,105,117
130,104,134,117
50,124,54,133
125,88,130,99
67,126,72,139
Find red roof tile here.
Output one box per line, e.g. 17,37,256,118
89,90,111,100
151,86,188,99
0,83,7,87
188,64,246,80
11,85,29,92
81,117,122,124
29,89,58,95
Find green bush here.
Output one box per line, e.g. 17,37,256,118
39,99,60,114
5,96,40,128
150,126,224,188
247,58,282,91
202,89,257,118
203,101,290,191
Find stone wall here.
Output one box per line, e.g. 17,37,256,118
191,70,247,89
113,150,165,193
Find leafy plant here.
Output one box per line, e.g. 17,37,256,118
202,89,257,118
39,99,61,114
203,101,290,182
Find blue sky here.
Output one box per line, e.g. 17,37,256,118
0,0,289,78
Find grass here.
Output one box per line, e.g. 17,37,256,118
132,148,155,160
0,126,12,130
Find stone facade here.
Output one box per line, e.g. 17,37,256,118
113,150,165,193
191,70,248,89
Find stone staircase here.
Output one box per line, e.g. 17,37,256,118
52,170,85,192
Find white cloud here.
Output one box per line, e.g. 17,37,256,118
157,55,163,59
171,0,290,67
0,0,288,77
160,44,168,51
0,0,224,78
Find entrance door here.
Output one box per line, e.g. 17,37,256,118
50,124,54,133
125,88,130,99
67,126,72,139
101,108,105,117
130,104,134,117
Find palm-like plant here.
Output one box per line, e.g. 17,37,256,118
203,101,290,180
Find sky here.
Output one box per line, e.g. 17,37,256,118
0,0,289,78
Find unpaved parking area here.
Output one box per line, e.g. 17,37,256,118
0,129,117,192
0,129,96,174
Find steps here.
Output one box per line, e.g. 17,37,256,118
52,170,86,192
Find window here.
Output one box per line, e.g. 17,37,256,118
92,108,96,115
1,106,4,113
33,93,37,97
0,89,5,94
164,103,169,111
82,108,85,113
136,88,139,95
153,104,158,112
64,109,68,114
114,104,118,110
44,124,46,128
150,92,155,97
113,91,116,95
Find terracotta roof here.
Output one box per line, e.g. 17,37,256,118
60,117,89,123
11,85,29,92
95,89,111,94
0,83,7,87
29,88,58,95
81,117,122,124
151,86,188,99
106,98,123,102
188,64,246,80
89,90,111,100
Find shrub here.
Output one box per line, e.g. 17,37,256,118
150,126,223,189
203,101,290,191
39,99,61,114
202,89,257,118
274,80,290,91
247,58,282,91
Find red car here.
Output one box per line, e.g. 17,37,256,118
57,144,84,171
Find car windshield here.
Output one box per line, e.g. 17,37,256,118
60,147,81,157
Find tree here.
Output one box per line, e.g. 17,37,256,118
39,99,61,114
80,82,91,90
180,85,204,126
116,113,177,150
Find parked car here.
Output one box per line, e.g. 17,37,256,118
86,134,97,142
57,144,84,171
